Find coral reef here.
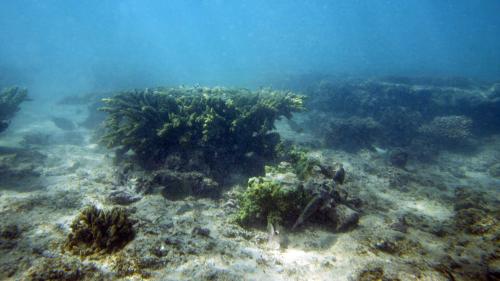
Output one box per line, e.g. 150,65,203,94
0,86,28,134
100,86,304,186
64,206,135,256
290,77,500,160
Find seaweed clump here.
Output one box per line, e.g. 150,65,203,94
64,206,135,256
100,86,304,181
235,163,311,227
0,86,28,134
236,158,359,231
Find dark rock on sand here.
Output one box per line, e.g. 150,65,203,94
326,204,359,231
107,190,142,205
51,116,76,131
389,148,409,168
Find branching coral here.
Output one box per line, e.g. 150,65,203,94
0,87,28,133
64,206,135,256
100,86,304,177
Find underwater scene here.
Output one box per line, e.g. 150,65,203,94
1,1,500,280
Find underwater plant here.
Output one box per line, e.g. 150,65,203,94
235,164,311,227
100,86,304,180
64,206,135,256
236,159,358,231
0,86,28,134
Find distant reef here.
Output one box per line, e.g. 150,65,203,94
291,76,500,161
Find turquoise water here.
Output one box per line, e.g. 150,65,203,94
1,1,499,95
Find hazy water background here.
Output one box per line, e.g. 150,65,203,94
1,0,499,99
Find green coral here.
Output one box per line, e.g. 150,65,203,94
0,86,28,133
100,86,304,176
64,206,135,256
236,170,311,227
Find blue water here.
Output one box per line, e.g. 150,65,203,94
1,1,499,97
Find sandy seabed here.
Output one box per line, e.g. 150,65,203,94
0,102,499,281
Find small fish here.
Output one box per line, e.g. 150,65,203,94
373,146,387,155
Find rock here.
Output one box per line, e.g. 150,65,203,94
0,224,21,250
455,208,496,234
356,267,385,281
390,216,409,233
389,148,409,168
107,190,142,205
0,224,21,240
374,240,398,254
333,165,345,184
51,116,76,131
176,203,193,215
326,204,359,231
192,227,210,237
153,170,220,199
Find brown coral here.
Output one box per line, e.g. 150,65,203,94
64,206,135,256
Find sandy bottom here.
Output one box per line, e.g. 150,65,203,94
0,104,499,281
